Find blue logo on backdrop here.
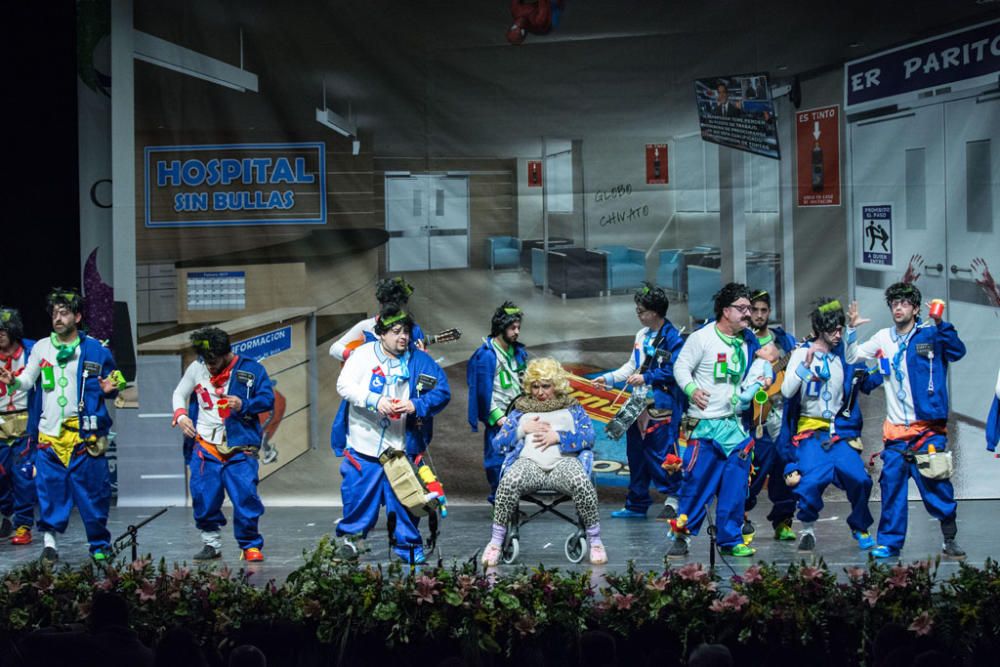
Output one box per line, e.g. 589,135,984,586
144,142,327,227
232,326,292,362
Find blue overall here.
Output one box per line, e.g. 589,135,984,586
678,437,753,548
0,338,39,529
34,334,117,554
467,338,528,502
779,343,881,534
870,319,965,551
332,347,451,561
0,436,37,528
183,356,274,550
621,320,686,513
190,446,265,549
675,325,761,547
36,443,111,551
744,327,797,526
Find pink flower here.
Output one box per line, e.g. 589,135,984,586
136,581,157,602
887,566,909,589
170,567,191,581
862,588,882,607
800,566,824,582
130,558,151,573
677,563,709,583
846,567,866,582
5,580,23,594
909,611,933,636
646,576,669,592
710,592,749,613
612,593,635,610
413,575,440,605
740,565,763,585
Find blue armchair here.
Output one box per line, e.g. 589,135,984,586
487,236,520,270
687,265,722,323
655,249,683,296
595,245,646,293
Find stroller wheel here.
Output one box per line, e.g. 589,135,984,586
502,536,520,564
565,533,587,563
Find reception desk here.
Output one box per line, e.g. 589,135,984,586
116,307,318,507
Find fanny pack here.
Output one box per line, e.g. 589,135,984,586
379,449,438,516
914,451,953,480
0,411,29,440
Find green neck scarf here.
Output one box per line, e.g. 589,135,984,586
714,326,746,382
50,333,81,365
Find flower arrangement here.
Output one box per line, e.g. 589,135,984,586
2,538,999,665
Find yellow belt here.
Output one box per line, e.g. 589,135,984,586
797,416,831,433
38,417,96,467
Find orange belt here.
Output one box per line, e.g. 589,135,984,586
882,419,946,442
196,434,229,462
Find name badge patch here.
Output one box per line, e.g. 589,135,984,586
83,361,102,375
235,370,255,385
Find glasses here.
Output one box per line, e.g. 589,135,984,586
727,304,751,314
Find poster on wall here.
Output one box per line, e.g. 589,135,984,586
645,144,668,184
527,160,543,187
796,105,841,207
694,73,780,159
144,142,327,227
860,203,894,267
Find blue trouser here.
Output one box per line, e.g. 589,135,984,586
190,444,264,550
35,444,111,553
677,437,752,548
877,434,956,551
484,424,504,504
792,431,873,531
0,436,37,528
336,449,422,560
744,431,795,526
624,419,681,513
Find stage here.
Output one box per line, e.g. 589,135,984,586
0,500,993,583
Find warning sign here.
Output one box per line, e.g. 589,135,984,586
861,203,893,267
645,144,668,184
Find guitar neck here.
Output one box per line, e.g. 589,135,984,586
772,350,793,373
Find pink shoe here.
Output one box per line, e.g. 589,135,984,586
481,543,502,567
589,542,607,565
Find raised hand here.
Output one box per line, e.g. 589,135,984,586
901,253,924,284
847,300,870,328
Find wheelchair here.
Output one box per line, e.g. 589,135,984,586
500,488,589,564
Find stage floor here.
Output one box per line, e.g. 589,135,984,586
0,500,992,584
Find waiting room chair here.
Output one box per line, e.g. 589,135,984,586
487,236,521,270
595,245,646,293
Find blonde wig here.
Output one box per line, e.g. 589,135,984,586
523,357,571,396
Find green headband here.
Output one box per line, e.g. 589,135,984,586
394,277,414,297
192,338,212,351
638,285,651,295
503,306,522,315
751,289,769,300
381,311,409,328
0,311,10,323
818,300,843,314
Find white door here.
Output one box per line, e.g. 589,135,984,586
943,95,1000,426
386,176,430,272
850,105,947,333
386,175,469,272
428,175,470,270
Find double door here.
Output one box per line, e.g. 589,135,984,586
385,174,470,272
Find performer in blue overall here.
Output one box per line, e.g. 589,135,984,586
467,301,527,503
593,283,686,520
172,327,274,562
777,299,881,552
333,305,451,563
0,289,123,563
846,283,967,559
987,367,1000,454
742,289,798,542
668,283,761,558
0,307,40,545
329,276,426,362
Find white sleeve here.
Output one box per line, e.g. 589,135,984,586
14,344,42,390
171,362,199,414
673,333,701,392
336,349,381,409
604,334,640,385
329,319,370,362
781,348,808,398
995,367,1000,400
845,328,882,364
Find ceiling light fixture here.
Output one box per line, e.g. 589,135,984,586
315,80,360,152
133,30,259,92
